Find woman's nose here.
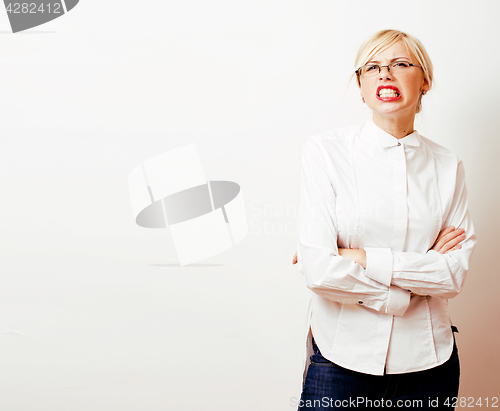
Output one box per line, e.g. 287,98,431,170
378,66,393,80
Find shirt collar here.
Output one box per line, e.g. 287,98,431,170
361,118,421,147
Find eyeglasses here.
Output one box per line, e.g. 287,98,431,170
355,61,422,77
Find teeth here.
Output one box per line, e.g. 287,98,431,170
379,88,399,97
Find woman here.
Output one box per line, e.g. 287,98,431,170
292,29,477,410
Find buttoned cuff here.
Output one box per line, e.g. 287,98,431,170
364,247,394,287
386,285,411,316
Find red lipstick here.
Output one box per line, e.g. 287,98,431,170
376,85,401,101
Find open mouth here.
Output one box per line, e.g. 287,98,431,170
376,86,401,100
378,89,400,98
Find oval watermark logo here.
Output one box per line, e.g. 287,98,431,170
4,0,79,33
128,144,248,266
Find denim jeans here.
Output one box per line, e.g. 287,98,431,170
298,337,460,410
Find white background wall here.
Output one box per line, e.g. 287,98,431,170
0,1,498,410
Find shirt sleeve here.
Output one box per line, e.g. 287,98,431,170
297,137,410,317
363,158,477,298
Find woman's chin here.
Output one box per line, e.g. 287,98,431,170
370,103,416,118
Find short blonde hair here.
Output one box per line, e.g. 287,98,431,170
353,29,433,114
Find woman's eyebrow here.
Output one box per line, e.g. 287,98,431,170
366,57,410,64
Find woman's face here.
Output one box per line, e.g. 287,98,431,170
359,40,429,119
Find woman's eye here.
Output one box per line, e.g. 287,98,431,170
394,62,410,68
366,65,378,72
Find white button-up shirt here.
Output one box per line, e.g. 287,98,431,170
297,118,477,380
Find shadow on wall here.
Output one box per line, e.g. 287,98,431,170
447,86,500,399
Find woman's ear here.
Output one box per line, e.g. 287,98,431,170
422,77,431,94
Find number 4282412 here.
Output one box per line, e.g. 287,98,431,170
445,397,498,408
5,3,62,14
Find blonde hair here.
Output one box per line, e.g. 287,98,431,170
353,29,433,114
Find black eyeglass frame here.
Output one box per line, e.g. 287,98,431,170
355,61,423,77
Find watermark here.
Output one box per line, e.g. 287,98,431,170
128,144,248,266
290,396,499,408
249,201,298,236
3,0,79,33
445,397,498,408
290,396,421,408
248,200,380,237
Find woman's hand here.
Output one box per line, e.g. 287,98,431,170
338,248,367,269
430,226,466,254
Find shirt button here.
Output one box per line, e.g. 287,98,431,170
357,301,363,305
398,141,401,146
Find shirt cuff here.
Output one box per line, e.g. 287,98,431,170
386,285,411,317
364,247,394,287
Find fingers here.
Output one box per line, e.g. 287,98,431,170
434,225,455,244
292,252,297,264
432,226,459,252
440,229,465,253
434,227,466,254
445,244,462,253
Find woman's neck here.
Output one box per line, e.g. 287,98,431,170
372,113,416,139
